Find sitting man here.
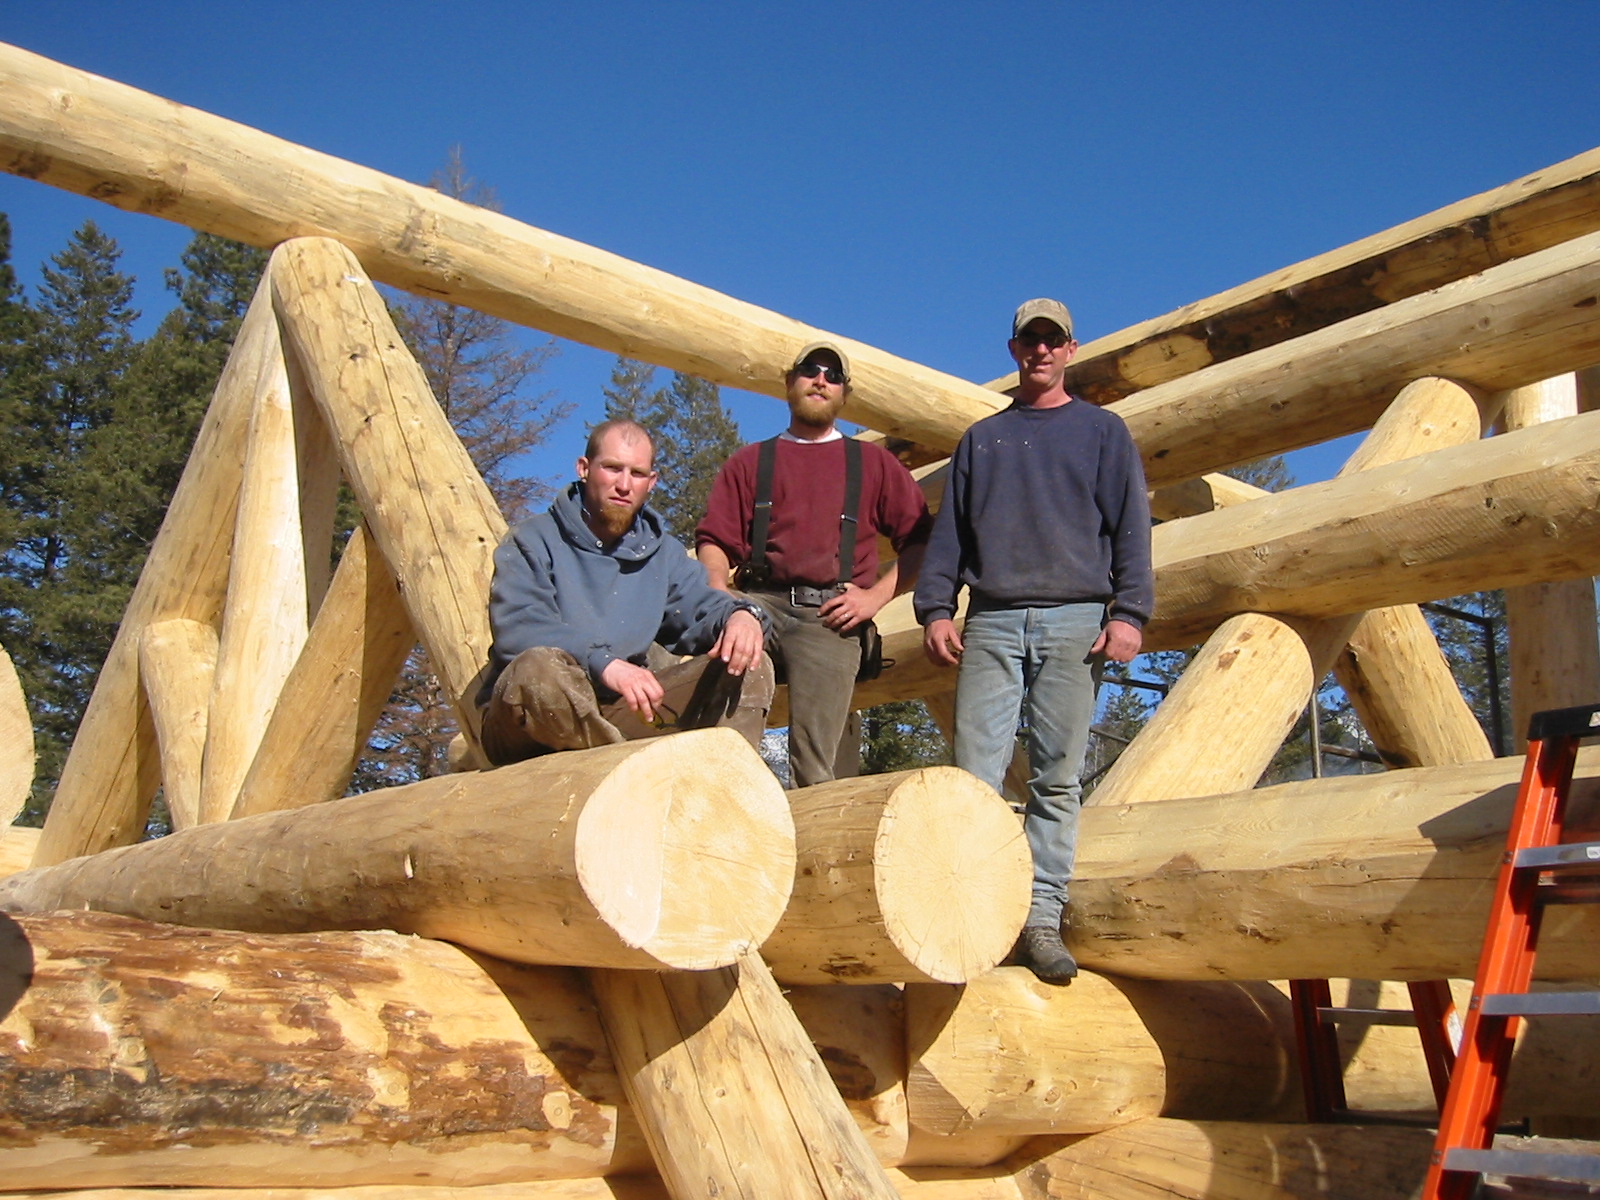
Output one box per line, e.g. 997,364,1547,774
478,418,773,765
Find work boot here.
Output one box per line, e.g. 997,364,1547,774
1015,925,1078,985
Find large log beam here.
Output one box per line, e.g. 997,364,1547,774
904,970,1299,1136
1067,749,1600,981
136,618,217,831
270,237,504,751
0,911,652,1189
0,825,38,880
1145,406,1600,652
1016,1119,1435,1200
989,147,1600,406
0,730,796,972
0,43,1006,454
1110,229,1600,489
763,767,1030,984
590,953,901,1200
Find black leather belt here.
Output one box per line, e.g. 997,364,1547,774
764,584,846,608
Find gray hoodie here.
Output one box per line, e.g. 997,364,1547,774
480,483,761,704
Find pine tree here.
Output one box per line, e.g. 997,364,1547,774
602,357,661,428
859,700,950,774
0,221,138,815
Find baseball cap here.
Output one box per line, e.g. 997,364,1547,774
790,340,851,382
1012,298,1074,340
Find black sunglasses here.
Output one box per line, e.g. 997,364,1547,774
795,362,847,386
1013,328,1069,349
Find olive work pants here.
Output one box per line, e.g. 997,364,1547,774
480,645,775,766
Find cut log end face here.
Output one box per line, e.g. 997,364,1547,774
875,767,1032,983
575,728,795,971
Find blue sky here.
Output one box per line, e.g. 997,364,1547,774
3,2,1598,489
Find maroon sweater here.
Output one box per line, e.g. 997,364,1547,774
696,437,932,589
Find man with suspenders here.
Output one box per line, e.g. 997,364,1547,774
697,342,932,787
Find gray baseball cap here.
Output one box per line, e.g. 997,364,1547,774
1012,298,1074,340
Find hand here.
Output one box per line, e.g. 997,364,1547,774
923,618,964,667
819,583,884,632
1092,618,1143,664
711,608,765,676
599,659,665,722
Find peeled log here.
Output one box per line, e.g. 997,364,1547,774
763,767,1030,984
136,619,217,831
1017,1119,1434,1200
34,282,274,864
270,238,504,751
231,524,413,819
0,645,29,826
590,953,901,1200
1145,407,1600,651
0,730,795,972
0,44,1006,454
1067,749,1600,981
0,827,38,880
904,969,1299,1137
0,911,651,1189
1109,229,1600,488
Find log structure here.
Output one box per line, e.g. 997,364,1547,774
6,40,1600,1200
1,732,796,972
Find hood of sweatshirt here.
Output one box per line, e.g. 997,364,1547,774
549,481,666,563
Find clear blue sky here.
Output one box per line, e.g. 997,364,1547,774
3,2,1598,489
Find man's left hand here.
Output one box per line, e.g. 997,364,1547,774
1092,618,1143,664
711,608,765,676
819,584,884,632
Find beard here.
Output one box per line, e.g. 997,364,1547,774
592,497,643,539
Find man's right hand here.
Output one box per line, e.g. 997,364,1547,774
599,659,665,723
923,617,964,667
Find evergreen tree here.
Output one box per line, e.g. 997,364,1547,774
859,699,950,774
602,357,661,428
0,221,138,815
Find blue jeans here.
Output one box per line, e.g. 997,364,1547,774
953,602,1104,928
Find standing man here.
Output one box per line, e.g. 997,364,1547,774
697,341,933,787
479,419,772,766
915,300,1153,984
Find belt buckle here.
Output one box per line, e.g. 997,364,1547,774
790,585,812,607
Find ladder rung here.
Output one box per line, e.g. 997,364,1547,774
1315,1005,1418,1026
1479,991,1600,1016
1515,840,1600,870
1443,1146,1600,1183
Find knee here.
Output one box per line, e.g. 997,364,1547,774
495,646,585,704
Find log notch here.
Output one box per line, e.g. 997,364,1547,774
0,643,30,826
904,970,1299,1137
136,619,217,831
1067,749,1600,981
1109,229,1600,488
0,44,1007,454
0,730,795,972
762,767,1030,984
0,911,652,1189
231,524,413,819
197,330,314,824
787,984,910,1166
32,280,274,865
1092,376,1492,806
590,952,901,1200
270,237,504,753
1499,374,1600,738
1014,1119,1435,1200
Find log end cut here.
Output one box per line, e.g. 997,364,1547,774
877,767,1031,983
576,727,795,970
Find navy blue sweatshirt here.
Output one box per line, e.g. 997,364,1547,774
913,399,1154,628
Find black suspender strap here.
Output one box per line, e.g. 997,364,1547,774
747,436,863,588
748,437,778,582
838,437,862,587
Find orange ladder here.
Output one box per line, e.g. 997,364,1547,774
1422,702,1600,1198
1290,977,1458,1122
